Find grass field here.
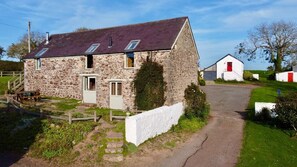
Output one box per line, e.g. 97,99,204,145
237,71,297,167
0,76,12,95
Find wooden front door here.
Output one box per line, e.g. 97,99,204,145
288,73,293,82
227,62,232,72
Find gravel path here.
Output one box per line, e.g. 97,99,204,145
156,84,255,167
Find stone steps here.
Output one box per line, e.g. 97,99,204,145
103,130,124,162
103,154,124,162
105,147,123,154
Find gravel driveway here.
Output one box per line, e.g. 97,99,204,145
157,84,255,167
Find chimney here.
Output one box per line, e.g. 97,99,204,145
108,36,112,48
45,32,49,45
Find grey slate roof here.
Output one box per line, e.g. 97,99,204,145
24,17,188,59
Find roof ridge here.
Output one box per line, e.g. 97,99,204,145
51,16,188,36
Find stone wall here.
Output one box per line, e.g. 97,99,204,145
24,51,171,110
165,21,199,105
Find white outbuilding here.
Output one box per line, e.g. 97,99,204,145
203,54,244,81
275,65,297,82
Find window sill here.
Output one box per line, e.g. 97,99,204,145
124,67,135,70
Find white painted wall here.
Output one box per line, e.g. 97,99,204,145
276,71,297,82
252,74,259,80
216,55,244,81
125,102,184,146
255,102,277,118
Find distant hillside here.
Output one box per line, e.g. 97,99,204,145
0,60,23,71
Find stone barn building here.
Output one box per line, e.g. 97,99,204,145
23,17,199,110
203,54,244,81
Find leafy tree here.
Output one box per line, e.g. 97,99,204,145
7,31,45,61
236,21,297,72
0,46,5,60
74,27,91,32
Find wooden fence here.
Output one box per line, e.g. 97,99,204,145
0,71,23,77
3,96,100,124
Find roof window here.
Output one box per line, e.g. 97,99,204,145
85,43,100,54
35,48,48,58
125,40,140,51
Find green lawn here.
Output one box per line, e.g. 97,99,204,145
237,71,297,167
0,76,13,95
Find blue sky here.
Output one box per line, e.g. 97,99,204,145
1,0,297,69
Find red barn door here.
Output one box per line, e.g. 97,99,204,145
288,73,293,82
227,62,232,72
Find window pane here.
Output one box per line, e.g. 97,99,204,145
85,43,100,54
117,83,122,95
126,53,134,67
111,83,116,95
89,78,95,90
36,58,41,69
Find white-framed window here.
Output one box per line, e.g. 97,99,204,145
110,82,122,96
86,55,93,68
36,58,41,70
85,43,100,54
125,40,140,51
125,52,135,68
84,77,96,91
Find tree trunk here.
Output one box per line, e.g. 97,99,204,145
275,49,283,72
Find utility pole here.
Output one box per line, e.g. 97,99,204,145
28,21,31,53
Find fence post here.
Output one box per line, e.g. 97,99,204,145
7,81,10,90
40,109,43,118
0,71,2,77
68,112,72,124
93,111,96,122
13,72,15,77
110,110,112,122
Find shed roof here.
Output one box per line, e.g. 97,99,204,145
24,17,188,59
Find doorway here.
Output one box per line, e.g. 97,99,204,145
83,76,96,103
109,82,123,109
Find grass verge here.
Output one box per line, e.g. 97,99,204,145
0,76,13,95
237,72,297,167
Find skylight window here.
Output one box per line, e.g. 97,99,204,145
35,48,48,57
85,43,100,54
125,40,140,51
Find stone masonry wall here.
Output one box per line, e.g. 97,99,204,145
165,21,199,105
24,51,170,110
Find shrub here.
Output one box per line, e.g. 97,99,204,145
255,107,271,122
184,83,208,120
197,71,206,86
243,71,254,81
199,79,206,86
0,60,23,71
273,92,297,136
133,59,166,110
267,72,276,80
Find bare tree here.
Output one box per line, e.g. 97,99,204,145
7,31,45,61
236,21,297,72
